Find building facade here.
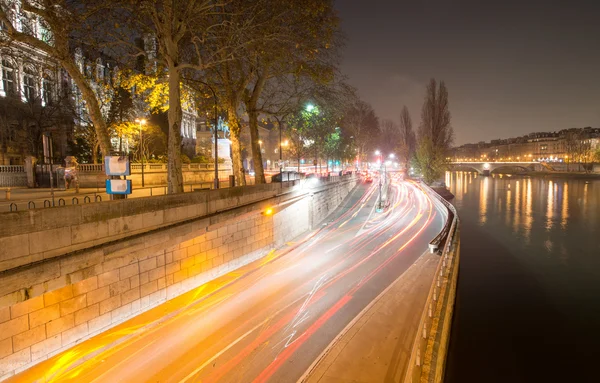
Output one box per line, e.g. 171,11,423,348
0,3,200,165
451,127,600,163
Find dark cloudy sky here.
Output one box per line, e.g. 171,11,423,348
336,0,600,145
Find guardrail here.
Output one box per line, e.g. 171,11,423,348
405,182,460,383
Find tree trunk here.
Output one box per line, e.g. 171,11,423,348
227,108,246,186
166,65,184,194
92,142,99,164
245,69,268,184
247,109,265,184
61,60,112,158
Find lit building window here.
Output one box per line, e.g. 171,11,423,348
42,73,54,105
23,67,36,101
1,59,15,96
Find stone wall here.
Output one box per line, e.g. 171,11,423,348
0,182,298,273
0,176,357,379
76,167,233,189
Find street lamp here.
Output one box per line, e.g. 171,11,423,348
135,118,147,187
282,140,289,171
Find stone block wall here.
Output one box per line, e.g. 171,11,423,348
0,176,357,379
76,167,233,188
0,182,296,273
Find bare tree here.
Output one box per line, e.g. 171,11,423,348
0,0,114,157
242,0,340,183
415,78,453,184
398,106,416,167
124,0,231,193
342,99,379,165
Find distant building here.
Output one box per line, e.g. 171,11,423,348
451,127,600,162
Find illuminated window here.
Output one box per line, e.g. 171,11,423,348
23,67,36,101
2,59,15,96
42,73,54,105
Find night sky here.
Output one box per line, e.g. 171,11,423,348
336,0,600,145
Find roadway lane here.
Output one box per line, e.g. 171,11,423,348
9,176,447,383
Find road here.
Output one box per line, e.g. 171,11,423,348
9,176,446,383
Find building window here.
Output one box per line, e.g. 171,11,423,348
23,67,36,101
2,60,15,96
38,19,52,44
42,74,54,105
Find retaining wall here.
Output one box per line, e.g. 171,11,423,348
0,176,357,379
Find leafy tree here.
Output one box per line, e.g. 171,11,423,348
242,0,340,183
117,0,229,193
414,79,453,184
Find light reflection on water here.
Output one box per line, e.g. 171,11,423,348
447,171,600,266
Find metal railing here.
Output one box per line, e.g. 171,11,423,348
0,165,27,187
0,165,25,173
405,182,460,383
78,163,233,173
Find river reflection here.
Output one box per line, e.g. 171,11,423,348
446,171,600,382
447,171,600,264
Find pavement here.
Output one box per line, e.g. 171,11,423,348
0,179,243,212
6,176,446,383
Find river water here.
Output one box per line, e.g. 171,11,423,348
444,171,600,382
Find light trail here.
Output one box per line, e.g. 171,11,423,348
7,178,447,383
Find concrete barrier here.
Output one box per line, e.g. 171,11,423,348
0,175,358,379
404,183,460,383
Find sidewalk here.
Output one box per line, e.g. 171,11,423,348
303,253,439,383
0,178,242,212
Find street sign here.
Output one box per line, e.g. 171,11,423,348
105,179,132,195
104,156,131,176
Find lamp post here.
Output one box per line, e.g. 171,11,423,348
135,118,147,187
282,140,289,171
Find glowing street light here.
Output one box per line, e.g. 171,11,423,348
305,103,315,112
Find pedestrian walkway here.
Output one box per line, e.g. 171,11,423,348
0,178,248,212
303,253,439,383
